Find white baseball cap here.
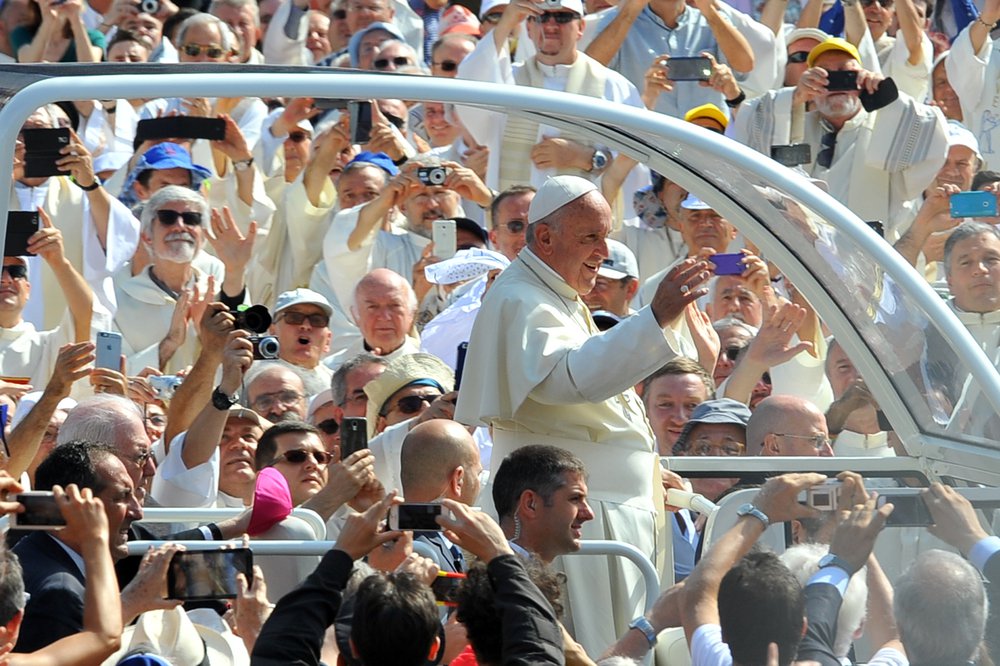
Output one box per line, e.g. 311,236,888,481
528,175,598,224
946,120,981,160
681,193,713,211
274,288,333,318
599,239,639,280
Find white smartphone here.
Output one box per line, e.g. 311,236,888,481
95,331,123,371
432,219,457,260
388,503,446,531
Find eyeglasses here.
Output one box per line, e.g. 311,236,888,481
498,219,526,234
433,60,459,72
689,437,745,456
145,414,167,427
316,419,339,435
381,393,442,417
528,12,578,23
861,0,893,7
252,390,305,411
1,264,28,280
279,311,330,327
787,51,809,64
132,449,155,468
288,131,311,143
724,345,746,362
374,55,413,69
332,8,347,18
776,433,832,450
182,43,226,59
272,448,333,466
155,210,203,226
482,11,503,23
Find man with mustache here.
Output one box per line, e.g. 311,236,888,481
111,185,255,374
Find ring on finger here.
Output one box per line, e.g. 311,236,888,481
679,284,690,294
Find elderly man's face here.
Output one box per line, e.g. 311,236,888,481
346,0,393,33
341,362,386,418
373,40,416,71
95,455,144,562
679,207,735,255
826,343,860,399
337,165,386,209
249,373,308,423
401,186,461,236
535,192,612,295
179,22,230,62
378,383,442,431
763,406,832,457
714,324,753,386
307,11,331,59
146,199,206,265
112,408,156,504
681,422,744,500
431,38,474,77
947,232,1000,314
708,276,762,327
932,60,962,122
272,304,332,369
934,145,977,191
813,51,863,121
354,279,414,353
212,2,259,60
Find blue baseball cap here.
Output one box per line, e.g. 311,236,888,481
119,142,212,207
348,150,400,176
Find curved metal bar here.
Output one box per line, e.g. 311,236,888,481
135,507,327,540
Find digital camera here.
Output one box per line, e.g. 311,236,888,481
149,375,183,400
417,166,447,186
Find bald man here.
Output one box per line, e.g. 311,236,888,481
399,420,483,573
747,395,834,457
324,268,421,372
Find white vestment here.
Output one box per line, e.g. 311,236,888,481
946,27,1000,169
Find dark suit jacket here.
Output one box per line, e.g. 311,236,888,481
12,532,86,653
414,531,465,574
796,582,846,666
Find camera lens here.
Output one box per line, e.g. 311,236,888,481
258,336,280,359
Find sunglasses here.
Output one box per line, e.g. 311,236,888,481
433,60,459,72
288,131,311,143
382,393,442,417
499,219,526,234
1,264,28,280
332,8,347,18
316,419,339,435
482,11,503,23
861,0,894,7
374,55,413,69
279,311,330,327
155,209,203,226
725,345,746,362
182,43,226,58
529,12,578,23
273,448,334,466
787,51,809,64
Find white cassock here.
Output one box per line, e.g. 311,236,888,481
454,247,680,655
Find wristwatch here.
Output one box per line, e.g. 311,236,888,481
818,553,853,573
232,157,255,172
590,148,609,172
628,616,657,647
211,386,239,411
736,503,770,528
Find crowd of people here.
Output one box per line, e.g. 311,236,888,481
0,0,998,661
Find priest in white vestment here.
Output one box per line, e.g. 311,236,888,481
455,175,712,654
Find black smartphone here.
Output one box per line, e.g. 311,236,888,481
11,492,66,530
865,220,885,238
664,56,712,81
340,416,367,459
454,341,469,391
349,101,373,144
709,252,745,276
878,491,933,527
770,143,812,167
313,97,350,110
430,571,466,607
388,502,444,531
5,211,40,256
825,70,858,92
167,548,253,600
21,127,70,178
136,116,227,142
859,77,899,113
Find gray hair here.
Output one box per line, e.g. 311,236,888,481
943,221,1000,275
331,353,388,406
139,185,210,237
713,316,759,338
209,0,260,28
57,394,144,451
781,543,867,658
176,12,237,53
894,549,987,663
0,545,24,625
373,38,418,62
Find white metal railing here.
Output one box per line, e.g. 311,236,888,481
135,507,327,540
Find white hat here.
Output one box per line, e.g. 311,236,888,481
528,175,598,224
101,607,248,666
307,388,335,421
424,248,510,285
599,239,639,280
542,0,584,14
478,0,507,17
946,120,981,159
227,404,268,429
784,27,829,47
364,353,454,437
681,194,713,211
274,288,333,318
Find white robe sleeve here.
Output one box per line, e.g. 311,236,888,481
719,6,780,99
455,32,513,185
882,34,932,102
323,204,379,312
204,167,277,236
262,0,312,65
946,25,992,113
149,431,221,508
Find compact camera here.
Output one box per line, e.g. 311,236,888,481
233,305,280,361
139,0,160,13
149,375,183,400
417,166,447,186
248,334,280,360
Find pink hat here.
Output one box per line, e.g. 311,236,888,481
440,5,481,35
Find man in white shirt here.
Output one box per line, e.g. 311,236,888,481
266,288,334,396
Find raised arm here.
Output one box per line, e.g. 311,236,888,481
695,0,754,74
31,209,92,342
585,0,648,66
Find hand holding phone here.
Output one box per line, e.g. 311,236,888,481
12,492,67,529
4,211,40,256
340,417,368,459
167,548,253,600
709,253,745,276
664,56,712,81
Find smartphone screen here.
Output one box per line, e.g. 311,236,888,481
950,191,998,218
665,56,712,81
389,503,443,531
340,417,367,459
430,571,466,606
5,211,40,256
95,331,123,371
136,117,227,142
709,253,745,276
878,492,934,527
11,492,66,530
825,70,858,92
349,101,373,144
167,548,253,600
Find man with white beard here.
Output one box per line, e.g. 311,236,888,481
111,186,255,374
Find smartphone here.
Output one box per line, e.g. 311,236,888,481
312,98,350,111
432,219,457,260
825,70,858,91
340,417,367,459
950,191,998,218
21,127,70,178
135,117,227,142
665,56,712,81
430,571,466,607
859,77,898,113
770,144,811,167
388,502,445,531
95,331,123,371
167,548,253,600
454,341,469,391
709,253,744,276
5,211,40,256
349,101,373,144
11,492,66,530
865,220,885,238
878,491,933,527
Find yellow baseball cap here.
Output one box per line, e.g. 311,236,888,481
684,103,728,131
806,37,862,68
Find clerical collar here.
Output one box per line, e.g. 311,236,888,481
536,61,575,78
948,299,1000,325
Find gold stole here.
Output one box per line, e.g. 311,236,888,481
501,53,609,192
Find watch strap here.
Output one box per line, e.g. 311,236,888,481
628,616,657,647
211,386,239,411
818,553,853,574
736,502,770,528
